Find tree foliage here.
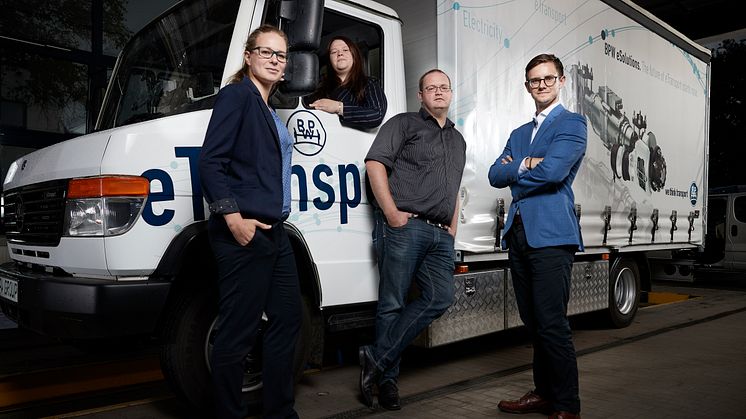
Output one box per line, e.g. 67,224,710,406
0,0,131,132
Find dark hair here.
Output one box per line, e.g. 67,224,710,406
228,24,289,84
316,36,368,103
525,54,564,79
418,69,451,91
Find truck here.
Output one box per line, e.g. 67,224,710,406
0,0,710,412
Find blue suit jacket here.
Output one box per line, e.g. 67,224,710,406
199,77,285,223
488,104,587,250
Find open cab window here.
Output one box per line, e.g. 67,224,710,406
263,4,384,110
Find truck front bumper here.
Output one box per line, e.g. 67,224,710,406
0,262,171,340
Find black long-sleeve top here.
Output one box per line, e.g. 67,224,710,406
332,77,387,129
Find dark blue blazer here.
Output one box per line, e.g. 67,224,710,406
199,77,284,223
488,105,587,250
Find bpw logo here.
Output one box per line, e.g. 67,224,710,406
288,110,326,156
689,182,698,206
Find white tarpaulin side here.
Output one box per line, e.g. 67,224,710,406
434,0,709,253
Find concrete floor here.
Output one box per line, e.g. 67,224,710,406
294,284,746,419
2,283,745,418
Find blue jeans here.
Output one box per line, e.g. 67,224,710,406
370,210,455,384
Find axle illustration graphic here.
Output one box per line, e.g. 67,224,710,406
571,62,666,193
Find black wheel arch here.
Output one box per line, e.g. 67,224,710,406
151,220,211,281
151,221,323,334
284,222,322,309
152,220,322,306
284,222,324,367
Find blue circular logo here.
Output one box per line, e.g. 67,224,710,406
689,182,698,206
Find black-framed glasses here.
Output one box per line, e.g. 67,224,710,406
422,85,452,93
526,75,559,89
251,46,288,63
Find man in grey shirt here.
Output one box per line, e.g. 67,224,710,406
360,69,466,410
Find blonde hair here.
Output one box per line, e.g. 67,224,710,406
228,25,289,84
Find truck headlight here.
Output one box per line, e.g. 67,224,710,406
63,176,150,237
64,198,103,236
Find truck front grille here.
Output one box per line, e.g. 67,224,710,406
3,180,68,246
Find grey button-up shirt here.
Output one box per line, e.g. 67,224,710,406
365,108,466,225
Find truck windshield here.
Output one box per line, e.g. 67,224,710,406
98,0,240,130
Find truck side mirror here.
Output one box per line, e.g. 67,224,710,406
274,0,323,96
280,0,324,50
280,52,318,97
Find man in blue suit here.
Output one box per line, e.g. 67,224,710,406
488,54,587,419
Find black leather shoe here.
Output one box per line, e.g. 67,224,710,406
378,381,401,410
358,346,379,407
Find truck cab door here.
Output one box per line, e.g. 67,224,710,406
726,194,746,271
268,2,402,307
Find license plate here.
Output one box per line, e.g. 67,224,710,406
0,277,18,303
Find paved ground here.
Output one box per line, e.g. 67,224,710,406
358,309,746,419
292,284,746,419
2,283,745,418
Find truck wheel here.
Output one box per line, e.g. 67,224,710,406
607,258,640,328
160,287,312,414
204,297,311,391
160,286,223,413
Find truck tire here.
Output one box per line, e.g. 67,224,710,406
160,286,311,414
607,258,640,328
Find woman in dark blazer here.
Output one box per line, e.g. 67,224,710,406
309,36,387,129
198,25,301,419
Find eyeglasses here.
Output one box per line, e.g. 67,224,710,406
422,85,452,93
251,46,288,63
526,75,559,89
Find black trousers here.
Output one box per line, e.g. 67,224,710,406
208,217,301,419
508,222,580,414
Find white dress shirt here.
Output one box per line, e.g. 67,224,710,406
519,101,562,174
